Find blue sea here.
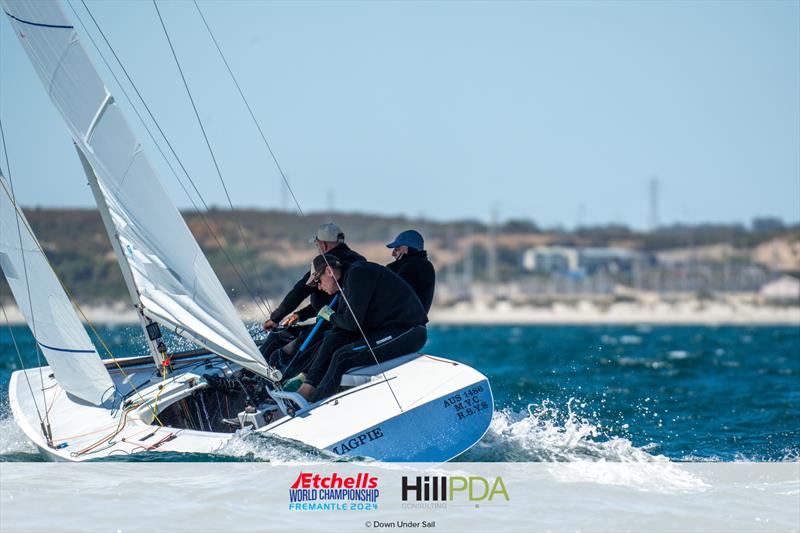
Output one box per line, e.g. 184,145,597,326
1,324,798,463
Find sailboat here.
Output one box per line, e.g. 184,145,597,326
0,0,494,462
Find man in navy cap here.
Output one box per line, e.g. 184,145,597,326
386,230,436,313
259,222,365,381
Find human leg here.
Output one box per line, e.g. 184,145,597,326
309,325,427,402
298,329,359,400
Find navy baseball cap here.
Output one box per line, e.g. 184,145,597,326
386,230,424,250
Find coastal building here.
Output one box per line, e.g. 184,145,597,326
759,275,800,304
521,246,643,276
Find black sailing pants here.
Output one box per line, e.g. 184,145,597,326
259,324,327,380
306,325,427,403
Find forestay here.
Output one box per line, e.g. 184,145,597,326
0,172,114,405
2,0,276,379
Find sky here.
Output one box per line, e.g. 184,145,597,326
0,0,798,229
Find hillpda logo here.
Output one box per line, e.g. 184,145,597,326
288,472,380,511
400,475,509,509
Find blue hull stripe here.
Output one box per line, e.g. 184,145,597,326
326,379,494,462
3,11,73,29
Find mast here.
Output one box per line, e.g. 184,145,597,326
3,0,276,380
75,146,166,370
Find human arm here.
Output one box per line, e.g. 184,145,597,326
268,272,316,323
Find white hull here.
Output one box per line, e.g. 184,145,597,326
9,352,493,462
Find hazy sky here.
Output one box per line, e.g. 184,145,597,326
1,0,798,229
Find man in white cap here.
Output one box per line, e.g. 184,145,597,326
260,222,365,380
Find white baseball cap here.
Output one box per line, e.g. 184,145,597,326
309,222,345,244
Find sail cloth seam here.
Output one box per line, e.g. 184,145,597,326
47,34,76,101
2,10,72,29
74,0,273,321
151,0,270,319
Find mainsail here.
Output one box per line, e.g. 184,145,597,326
2,0,276,379
0,172,115,405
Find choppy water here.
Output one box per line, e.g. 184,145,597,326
1,324,798,463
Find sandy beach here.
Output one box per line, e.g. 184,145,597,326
2,300,798,326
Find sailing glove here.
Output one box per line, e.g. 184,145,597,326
317,305,335,322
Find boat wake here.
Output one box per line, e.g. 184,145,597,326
458,399,664,462
458,399,709,492
212,430,348,463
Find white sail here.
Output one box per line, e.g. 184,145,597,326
2,0,275,379
0,172,114,405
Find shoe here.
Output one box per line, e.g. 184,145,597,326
282,373,306,393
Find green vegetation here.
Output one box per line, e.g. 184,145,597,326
0,208,796,304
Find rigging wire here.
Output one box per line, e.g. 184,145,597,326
0,174,165,428
0,301,45,426
74,0,272,320
189,3,404,412
192,0,304,217
69,3,275,405
0,118,52,442
321,253,404,413
0,105,162,425
152,0,271,316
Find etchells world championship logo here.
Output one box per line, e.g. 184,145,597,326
288,472,380,511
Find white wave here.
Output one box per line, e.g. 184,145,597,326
462,399,707,492
0,404,36,457
466,399,664,462
212,429,343,463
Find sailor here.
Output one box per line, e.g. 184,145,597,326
385,229,436,313
260,222,365,380
296,254,428,402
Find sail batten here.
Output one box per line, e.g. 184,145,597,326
3,0,276,380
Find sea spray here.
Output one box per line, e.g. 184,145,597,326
458,399,666,463
0,401,38,461
212,429,347,463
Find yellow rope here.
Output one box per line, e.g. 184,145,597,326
0,182,164,427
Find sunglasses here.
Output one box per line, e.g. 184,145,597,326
310,271,324,286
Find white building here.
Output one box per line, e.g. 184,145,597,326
759,275,800,303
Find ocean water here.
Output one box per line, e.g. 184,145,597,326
1,324,798,463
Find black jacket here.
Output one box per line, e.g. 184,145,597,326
330,262,428,333
269,243,366,322
386,249,436,313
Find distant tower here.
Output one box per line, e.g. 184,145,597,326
327,190,335,213
487,206,498,287
648,176,660,231
577,203,586,229
462,225,474,285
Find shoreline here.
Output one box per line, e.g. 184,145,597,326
1,301,798,326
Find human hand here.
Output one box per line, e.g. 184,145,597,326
317,305,335,322
263,319,277,331
281,313,300,327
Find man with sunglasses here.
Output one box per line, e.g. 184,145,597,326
296,254,428,403
259,222,365,383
